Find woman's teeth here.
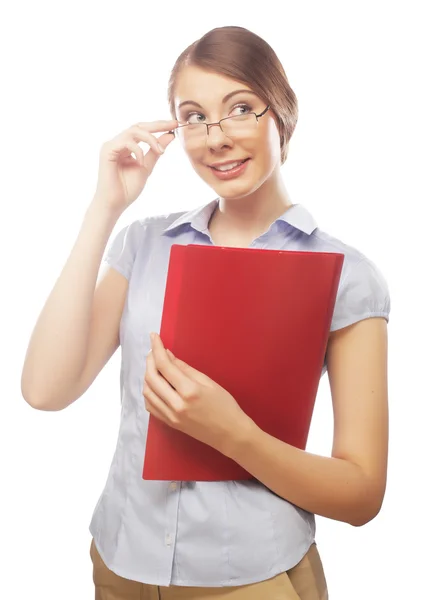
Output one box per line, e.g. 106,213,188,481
214,160,244,171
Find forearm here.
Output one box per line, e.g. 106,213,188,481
21,198,122,410
226,420,379,527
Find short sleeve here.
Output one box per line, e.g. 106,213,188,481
330,257,391,332
103,219,144,280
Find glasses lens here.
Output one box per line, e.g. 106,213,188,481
221,113,257,137
177,123,207,145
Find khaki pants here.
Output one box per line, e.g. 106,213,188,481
90,538,328,599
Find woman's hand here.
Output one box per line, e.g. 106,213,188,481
92,119,178,215
143,333,254,457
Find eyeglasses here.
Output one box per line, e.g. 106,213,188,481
174,105,271,146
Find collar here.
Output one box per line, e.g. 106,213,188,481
161,198,318,236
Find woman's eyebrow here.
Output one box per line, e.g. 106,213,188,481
177,89,258,111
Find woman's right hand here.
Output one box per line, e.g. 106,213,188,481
92,119,179,215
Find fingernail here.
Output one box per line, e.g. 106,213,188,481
157,143,165,154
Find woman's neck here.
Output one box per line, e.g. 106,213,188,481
210,170,293,237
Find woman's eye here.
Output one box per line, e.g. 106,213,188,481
234,103,252,115
186,112,206,124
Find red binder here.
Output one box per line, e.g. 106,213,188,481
142,244,344,481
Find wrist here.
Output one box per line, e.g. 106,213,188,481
87,197,123,223
224,415,259,461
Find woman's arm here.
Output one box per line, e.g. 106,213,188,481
227,317,389,527
21,199,122,409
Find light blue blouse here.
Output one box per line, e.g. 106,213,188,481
89,198,391,587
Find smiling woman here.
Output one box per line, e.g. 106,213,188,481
163,27,304,246
92,25,388,599
21,23,390,600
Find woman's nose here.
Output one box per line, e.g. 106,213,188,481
205,123,233,149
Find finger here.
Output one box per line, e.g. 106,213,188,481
145,350,184,410
155,131,177,150
133,119,179,134
150,334,196,397
134,129,177,172
130,127,166,156
133,140,163,173
164,346,211,386
143,383,174,426
122,140,145,166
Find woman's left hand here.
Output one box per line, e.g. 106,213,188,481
143,332,254,457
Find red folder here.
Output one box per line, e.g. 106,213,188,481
142,244,344,481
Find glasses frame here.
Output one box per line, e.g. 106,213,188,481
173,104,271,139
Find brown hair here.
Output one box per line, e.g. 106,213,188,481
167,26,298,165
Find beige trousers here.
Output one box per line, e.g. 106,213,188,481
90,538,328,599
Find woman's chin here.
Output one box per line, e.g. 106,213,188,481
206,172,257,195
209,180,254,198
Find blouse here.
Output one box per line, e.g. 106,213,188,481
89,197,391,587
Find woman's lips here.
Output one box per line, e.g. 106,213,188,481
208,158,251,180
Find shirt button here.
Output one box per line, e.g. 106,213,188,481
169,482,177,491
165,533,172,546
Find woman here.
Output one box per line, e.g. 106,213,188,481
21,26,390,599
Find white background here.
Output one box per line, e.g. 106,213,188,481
1,1,432,598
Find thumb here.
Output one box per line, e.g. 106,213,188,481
141,131,176,173
167,350,211,385
156,131,176,152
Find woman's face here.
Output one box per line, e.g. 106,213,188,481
173,66,282,200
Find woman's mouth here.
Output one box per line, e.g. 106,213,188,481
208,158,250,180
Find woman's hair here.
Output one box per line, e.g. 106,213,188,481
167,26,298,165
